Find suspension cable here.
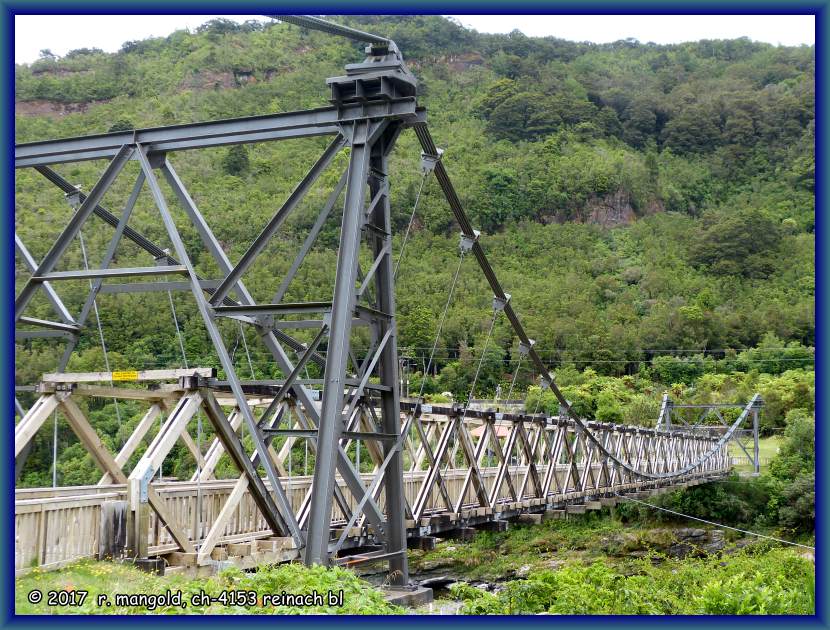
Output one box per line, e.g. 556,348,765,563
614,493,815,550
417,250,466,401
238,322,255,379
393,171,429,281
78,230,122,431
504,349,524,404
167,290,188,369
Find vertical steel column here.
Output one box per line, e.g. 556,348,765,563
305,120,373,566
368,124,408,584
752,407,760,476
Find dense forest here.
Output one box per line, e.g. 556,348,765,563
14,15,814,536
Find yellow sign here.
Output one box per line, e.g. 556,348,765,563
112,370,139,381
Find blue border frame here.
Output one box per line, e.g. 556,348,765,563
2,1,826,627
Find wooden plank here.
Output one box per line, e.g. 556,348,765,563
134,393,202,474
61,398,130,484
15,394,63,457
73,384,182,401
99,404,163,485
61,397,195,554
198,476,249,564
43,368,215,383
165,551,198,567
17,494,120,511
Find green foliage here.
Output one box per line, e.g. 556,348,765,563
15,560,402,615
651,354,707,384
222,144,250,175
734,333,813,374
107,118,134,132
688,206,782,278
450,550,813,614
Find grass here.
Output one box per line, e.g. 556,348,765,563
15,560,402,615
729,436,782,472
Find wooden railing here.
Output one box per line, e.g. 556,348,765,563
15,460,727,575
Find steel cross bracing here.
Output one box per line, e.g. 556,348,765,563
656,393,763,475
13,15,758,585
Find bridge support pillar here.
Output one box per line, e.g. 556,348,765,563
476,519,509,532
435,527,477,541
98,500,127,560
126,478,150,560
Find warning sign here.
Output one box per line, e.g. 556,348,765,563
112,370,139,381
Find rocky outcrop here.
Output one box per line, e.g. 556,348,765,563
665,528,726,557
584,190,637,227
599,527,729,560
178,70,236,90
15,99,107,117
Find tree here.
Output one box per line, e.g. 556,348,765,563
688,206,782,277
398,304,434,357
621,100,657,149
474,78,519,119
108,119,135,132
651,355,706,385
222,144,250,175
662,104,722,154
487,92,561,141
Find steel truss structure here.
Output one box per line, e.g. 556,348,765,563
14,371,737,577
14,16,763,586
656,393,763,475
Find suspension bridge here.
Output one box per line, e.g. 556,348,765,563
13,16,762,602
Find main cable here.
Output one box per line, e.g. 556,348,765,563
78,230,122,433
416,250,466,401
393,171,429,281
614,493,815,550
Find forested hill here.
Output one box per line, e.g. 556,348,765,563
15,16,815,396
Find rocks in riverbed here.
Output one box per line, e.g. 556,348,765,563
600,527,729,559
667,528,726,557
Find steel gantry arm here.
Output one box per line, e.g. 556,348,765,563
14,99,419,168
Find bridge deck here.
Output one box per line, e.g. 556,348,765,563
15,466,726,576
